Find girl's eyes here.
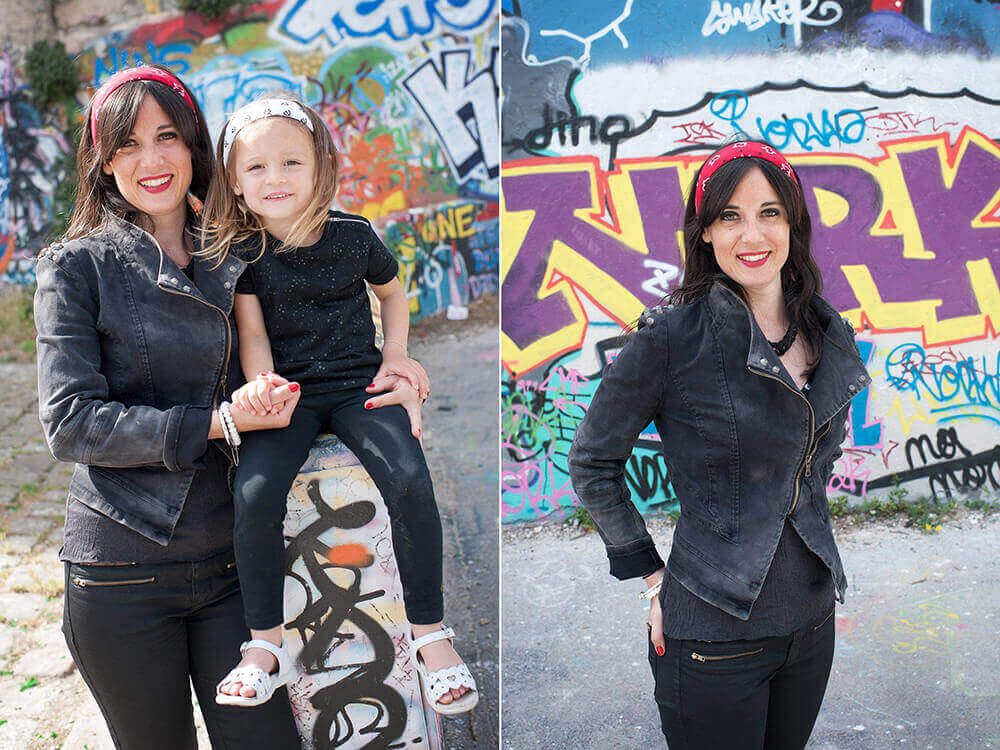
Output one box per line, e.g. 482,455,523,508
720,210,739,221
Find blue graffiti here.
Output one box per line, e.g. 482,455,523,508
709,89,865,152
885,343,1000,418
93,42,192,84
275,0,496,50
851,339,881,447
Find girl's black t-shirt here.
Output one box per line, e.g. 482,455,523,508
235,211,399,393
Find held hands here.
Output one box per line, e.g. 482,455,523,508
372,341,430,401
229,372,300,430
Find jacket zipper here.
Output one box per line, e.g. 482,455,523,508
146,234,233,407
72,576,155,588
690,647,764,662
748,367,815,514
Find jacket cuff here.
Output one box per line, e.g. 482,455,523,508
607,541,665,580
173,406,212,470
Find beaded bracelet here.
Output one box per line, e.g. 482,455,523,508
219,402,241,447
638,580,662,601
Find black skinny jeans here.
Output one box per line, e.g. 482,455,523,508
62,552,300,749
234,387,443,629
649,607,836,749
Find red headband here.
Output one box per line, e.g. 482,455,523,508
89,66,199,144
695,141,799,214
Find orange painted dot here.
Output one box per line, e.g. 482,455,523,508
328,543,374,568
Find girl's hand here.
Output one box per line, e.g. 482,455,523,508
232,372,290,415
646,569,665,657
228,381,300,432
365,375,423,440
371,346,430,401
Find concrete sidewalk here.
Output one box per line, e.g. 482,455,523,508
502,514,1000,749
0,298,498,750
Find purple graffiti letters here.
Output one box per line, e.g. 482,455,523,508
895,140,1000,319
502,165,685,348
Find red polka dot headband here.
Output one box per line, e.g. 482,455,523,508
89,66,199,144
695,141,799,215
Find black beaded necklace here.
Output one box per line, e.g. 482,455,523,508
768,323,798,356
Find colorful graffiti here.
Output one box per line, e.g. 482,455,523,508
283,434,442,749
0,51,70,284
500,1,1000,521
6,0,498,320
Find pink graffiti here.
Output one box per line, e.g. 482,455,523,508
673,120,727,145
865,111,958,136
538,366,589,396
501,459,577,518
827,452,873,498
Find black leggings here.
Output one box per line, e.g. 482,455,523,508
234,387,443,629
649,608,836,749
62,554,300,749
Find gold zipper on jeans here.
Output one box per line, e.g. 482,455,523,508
71,576,155,588
747,366,816,514
813,608,835,631
690,647,764,663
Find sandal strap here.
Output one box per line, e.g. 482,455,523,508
423,664,478,704
410,626,456,653
239,639,292,676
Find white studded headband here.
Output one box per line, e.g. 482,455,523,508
222,98,314,167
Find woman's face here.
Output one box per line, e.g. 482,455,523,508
101,95,192,224
701,166,789,301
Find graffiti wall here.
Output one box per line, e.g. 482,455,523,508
0,51,71,283
4,0,500,321
500,0,1000,521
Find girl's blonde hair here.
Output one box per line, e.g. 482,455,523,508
198,93,339,266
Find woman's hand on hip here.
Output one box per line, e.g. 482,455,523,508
646,568,665,657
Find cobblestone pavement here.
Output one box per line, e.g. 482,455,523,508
0,296,499,749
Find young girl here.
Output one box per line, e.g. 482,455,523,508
199,95,478,714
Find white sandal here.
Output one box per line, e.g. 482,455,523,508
410,627,479,715
215,639,295,707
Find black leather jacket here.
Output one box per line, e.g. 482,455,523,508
567,283,870,619
34,215,245,545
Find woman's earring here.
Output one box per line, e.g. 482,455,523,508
186,191,203,215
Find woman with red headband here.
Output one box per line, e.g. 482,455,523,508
568,140,870,748
33,65,308,747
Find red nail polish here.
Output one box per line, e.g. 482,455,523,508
289,383,300,392
365,402,373,409
656,646,664,656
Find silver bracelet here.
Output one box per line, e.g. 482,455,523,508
639,579,663,601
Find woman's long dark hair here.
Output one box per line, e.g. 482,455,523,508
669,141,824,369
64,65,213,240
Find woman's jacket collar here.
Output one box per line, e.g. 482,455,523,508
704,281,871,426
104,214,245,313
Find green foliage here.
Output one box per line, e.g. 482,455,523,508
178,0,254,19
19,677,40,691
0,286,37,363
565,505,596,532
828,494,849,518
23,40,79,111
48,128,80,243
